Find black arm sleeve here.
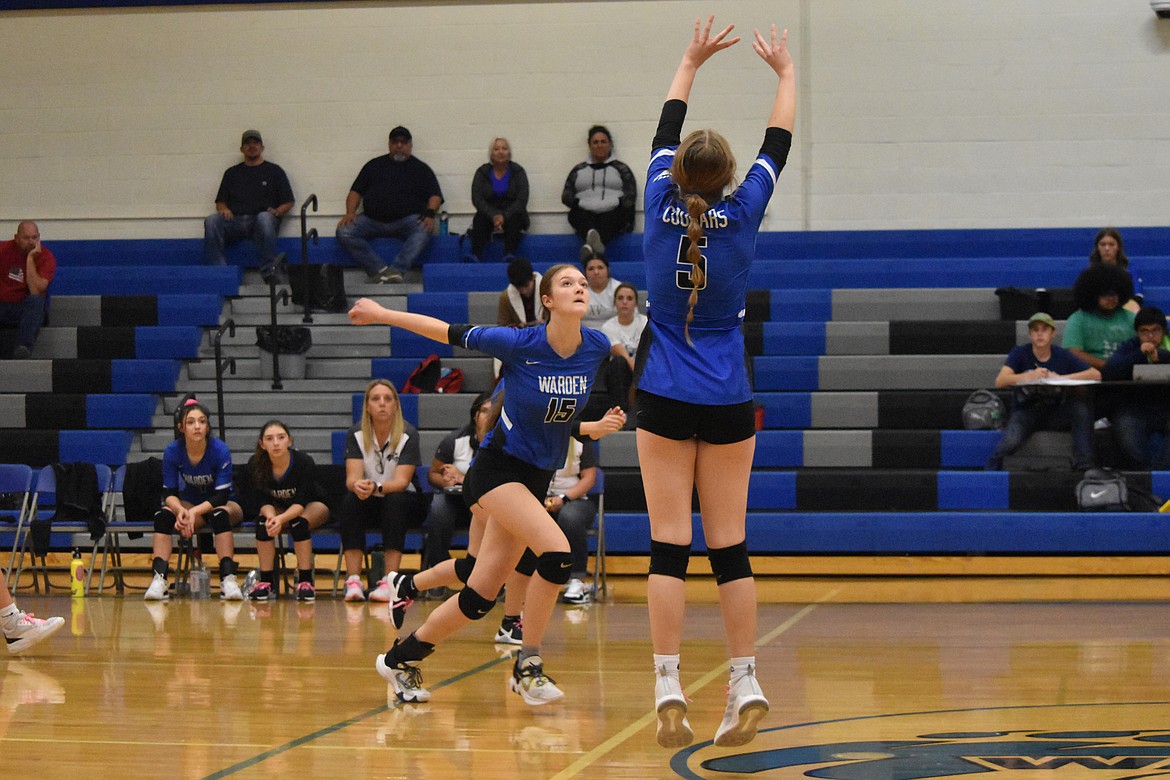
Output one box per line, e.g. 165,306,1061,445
448,324,474,346
651,100,688,151
759,127,793,175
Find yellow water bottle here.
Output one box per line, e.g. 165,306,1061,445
70,548,86,598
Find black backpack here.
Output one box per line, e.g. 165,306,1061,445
961,389,1005,430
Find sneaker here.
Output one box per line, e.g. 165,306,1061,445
579,242,594,263
144,573,169,601
296,581,316,602
494,617,523,645
585,228,605,257
3,611,65,655
509,654,564,706
369,576,392,602
561,578,590,605
386,571,413,630
713,667,770,747
249,580,272,602
343,575,366,602
220,574,244,601
376,652,431,703
375,267,404,284
655,666,693,748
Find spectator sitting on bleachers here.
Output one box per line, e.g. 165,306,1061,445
243,421,330,603
1062,263,1136,370
339,379,428,603
1088,227,1141,313
562,124,637,262
0,221,55,360
985,312,1099,471
601,282,647,415
583,255,623,330
468,137,529,262
1100,306,1170,468
546,435,599,605
497,257,543,328
203,130,294,285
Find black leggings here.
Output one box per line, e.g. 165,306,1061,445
339,491,428,552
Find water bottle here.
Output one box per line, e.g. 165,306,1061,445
241,569,260,599
438,210,449,236
70,548,86,598
190,547,210,599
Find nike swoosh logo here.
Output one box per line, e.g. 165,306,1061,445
1089,489,1108,499
526,360,540,365
559,562,571,569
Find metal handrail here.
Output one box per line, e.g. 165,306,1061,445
211,319,236,440
300,194,318,323
267,288,290,391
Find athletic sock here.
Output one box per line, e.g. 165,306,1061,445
654,653,681,676
729,656,757,686
298,569,314,585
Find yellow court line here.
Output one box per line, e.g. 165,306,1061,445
549,589,840,780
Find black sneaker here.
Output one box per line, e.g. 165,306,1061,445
296,582,316,602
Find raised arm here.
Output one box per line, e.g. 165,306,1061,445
666,15,741,104
349,298,450,343
753,25,795,133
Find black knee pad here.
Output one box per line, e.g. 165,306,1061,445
254,519,273,542
288,517,311,542
535,551,572,585
207,507,232,535
153,508,177,535
649,540,691,580
707,541,752,585
457,586,497,620
514,548,537,576
454,554,477,584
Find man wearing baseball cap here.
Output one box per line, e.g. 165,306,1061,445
203,129,295,284
337,126,444,284
985,311,1100,470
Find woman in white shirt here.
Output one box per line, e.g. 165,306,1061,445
601,282,647,413
583,255,622,329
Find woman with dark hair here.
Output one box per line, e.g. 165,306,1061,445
1087,227,1141,312
561,124,637,261
636,16,794,749
601,282,647,413
349,264,624,707
582,255,622,329
145,398,244,601
244,421,330,602
468,137,530,262
1065,263,1136,369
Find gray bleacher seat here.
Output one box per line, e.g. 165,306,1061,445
810,392,879,428
832,289,999,321
0,395,26,427
802,430,871,468
598,431,638,468
468,291,499,324
825,322,888,355
417,394,476,430
0,362,53,393
818,355,1004,390
47,296,103,326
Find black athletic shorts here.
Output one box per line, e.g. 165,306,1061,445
634,389,756,444
463,447,555,508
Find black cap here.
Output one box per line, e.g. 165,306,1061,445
389,126,412,142
241,129,263,145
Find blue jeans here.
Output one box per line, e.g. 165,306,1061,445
985,395,1094,470
552,498,597,578
0,294,46,350
1112,406,1170,469
203,211,282,275
336,214,431,276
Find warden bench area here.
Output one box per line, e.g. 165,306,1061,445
3,226,1170,585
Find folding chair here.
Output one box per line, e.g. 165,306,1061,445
92,465,158,595
15,464,112,593
0,464,35,583
587,467,607,601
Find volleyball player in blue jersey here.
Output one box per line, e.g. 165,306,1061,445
636,16,795,748
145,399,245,601
349,265,625,705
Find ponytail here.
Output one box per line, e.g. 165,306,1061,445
682,193,708,347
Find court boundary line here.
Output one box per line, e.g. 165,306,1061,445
202,652,514,779
549,589,840,780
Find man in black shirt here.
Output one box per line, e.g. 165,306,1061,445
203,130,294,283
336,126,444,284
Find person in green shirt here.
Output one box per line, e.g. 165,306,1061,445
1062,263,1136,370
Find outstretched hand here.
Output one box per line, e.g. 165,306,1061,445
348,297,385,326
752,24,792,76
683,14,740,68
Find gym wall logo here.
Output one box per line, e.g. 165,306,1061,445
670,703,1170,779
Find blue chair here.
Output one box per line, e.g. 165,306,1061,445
0,464,36,582
586,467,607,601
92,464,157,595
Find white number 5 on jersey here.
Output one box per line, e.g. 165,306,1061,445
674,236,708,291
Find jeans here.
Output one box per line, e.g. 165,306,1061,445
1112,406,1170,469
552,498,597,578
203,211,282,275
985,395,1094,470
0,294,46,350
336,214,431,276
421,493,470,570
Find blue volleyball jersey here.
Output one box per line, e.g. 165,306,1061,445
640,106,789,404
162,437,233,504
454,324,611,470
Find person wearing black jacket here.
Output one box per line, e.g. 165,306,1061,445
468,138,529,261
1101,307,1170,468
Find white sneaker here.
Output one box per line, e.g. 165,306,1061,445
220,574,243,601
343,575,366,602
655,666,693,748
144,573,169,601
3,611,65,655
585,228,605,257
369,576,392,602
376,653,431,703
509,654,565,706
713,667,769,747
561,578,589,604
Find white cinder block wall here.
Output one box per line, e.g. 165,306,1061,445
0,0,1167,240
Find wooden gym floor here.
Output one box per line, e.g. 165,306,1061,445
2,572,1169,779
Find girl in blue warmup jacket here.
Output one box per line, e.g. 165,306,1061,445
636,16,795,750
349,264,624,707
